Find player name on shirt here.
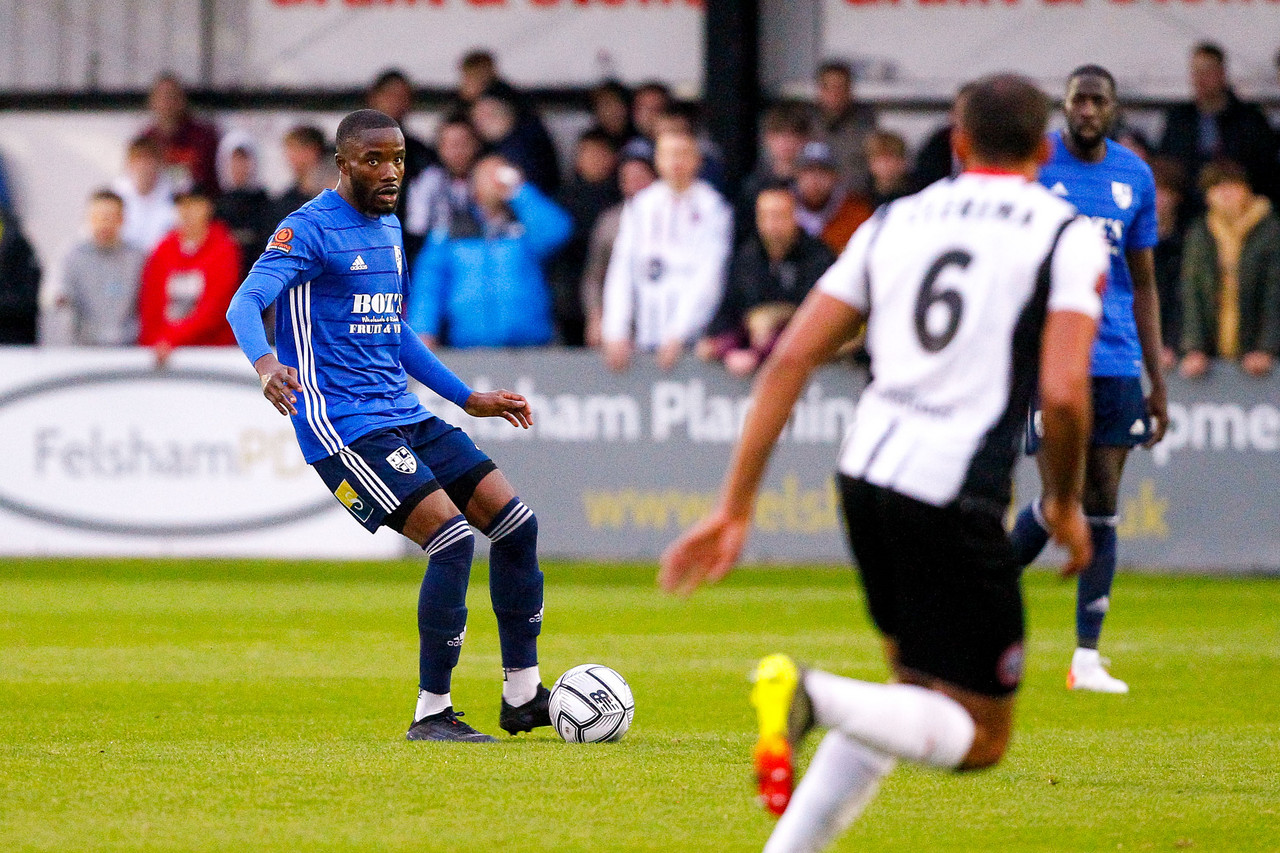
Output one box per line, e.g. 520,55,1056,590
816,172,1107,510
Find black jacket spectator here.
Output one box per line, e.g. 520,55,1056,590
472,89,560,196
548,132,622,346
1154,228,1185,357
0,207,42,343
912,124,955,192
1158,91,1280,209
708,232,835,338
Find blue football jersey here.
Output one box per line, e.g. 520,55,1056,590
247,189,429,462
1039,133,1157,377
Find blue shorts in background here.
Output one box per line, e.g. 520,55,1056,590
312,415,494,532
1026,376,1151,454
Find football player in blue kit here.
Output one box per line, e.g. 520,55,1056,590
1009,66,1168,693
226,110,551,742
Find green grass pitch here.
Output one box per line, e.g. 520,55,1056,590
2,558,1277,852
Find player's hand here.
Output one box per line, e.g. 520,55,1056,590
464,390,533,429
1143,380,1168,447
604,340,632,373
658,509,749,596
656,340,683,371
1040,495,1091,578
254,353,302,416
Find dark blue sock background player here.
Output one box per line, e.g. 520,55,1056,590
225,109,550,741
1008,66,1169,694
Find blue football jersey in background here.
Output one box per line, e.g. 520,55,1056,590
1039,133,1158,377
246,189,429,462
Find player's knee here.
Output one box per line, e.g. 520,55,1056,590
961,721,1011,770
423,516,475,560
488,500,537,548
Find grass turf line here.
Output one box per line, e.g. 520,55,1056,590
1,559,1277,852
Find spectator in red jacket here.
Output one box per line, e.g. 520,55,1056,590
140,73,221,195
138,189,240,366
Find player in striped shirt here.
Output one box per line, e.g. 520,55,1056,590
226,110,552,743
660,75,1103,852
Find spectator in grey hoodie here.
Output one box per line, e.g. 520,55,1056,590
57,189,146,345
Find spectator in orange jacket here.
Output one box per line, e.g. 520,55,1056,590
138,188,240,366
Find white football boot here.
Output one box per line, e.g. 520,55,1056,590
1067,648,1129,693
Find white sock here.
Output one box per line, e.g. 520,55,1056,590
414,690,451,721
1072,647,1100,669
804,670,976,769
502,666,541,706
764,732,896,853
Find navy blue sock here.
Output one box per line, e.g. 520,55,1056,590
1009,501,1051,568
483,498,543,671
1076,519,1118,649
417,515,474,694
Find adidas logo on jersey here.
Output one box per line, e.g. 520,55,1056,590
350,255,368,271
1049,182,1068,196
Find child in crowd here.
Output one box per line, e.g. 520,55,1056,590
59,189,147,346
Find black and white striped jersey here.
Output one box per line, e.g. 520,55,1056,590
818,172,1106,511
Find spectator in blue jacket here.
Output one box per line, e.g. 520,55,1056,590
409,155,572,348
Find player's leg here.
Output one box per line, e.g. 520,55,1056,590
759,478,1022,853
387,488,495,741
804,482,1016,768
1067,374,1145,693
461,469,550,733
310,427,492,742
1008,408,1052,567
1068,444,1130,693
411,418,549,733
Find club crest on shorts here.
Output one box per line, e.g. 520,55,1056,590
997,642,1025,689
1111,181,1133,210
386,446,417,475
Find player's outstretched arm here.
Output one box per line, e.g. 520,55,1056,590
397,322,532,429
659,291,863,596
1038,308,1097,578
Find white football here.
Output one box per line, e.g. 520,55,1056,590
549,664,635,743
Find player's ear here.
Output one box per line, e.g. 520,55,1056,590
334,151,349,177
1034,135,1051,167
951,126,971,168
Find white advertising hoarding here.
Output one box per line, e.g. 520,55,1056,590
244,0,705,89
823,0,1280,99
0,348,401,558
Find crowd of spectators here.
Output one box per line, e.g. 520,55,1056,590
2,42,1279,382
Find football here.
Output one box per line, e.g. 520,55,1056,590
549,664,635,743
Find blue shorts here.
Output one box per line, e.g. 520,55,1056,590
312,416,495,533
1026,376,1151,454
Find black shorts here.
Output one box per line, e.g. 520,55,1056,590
311,416,497,533
838,474,1025,698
